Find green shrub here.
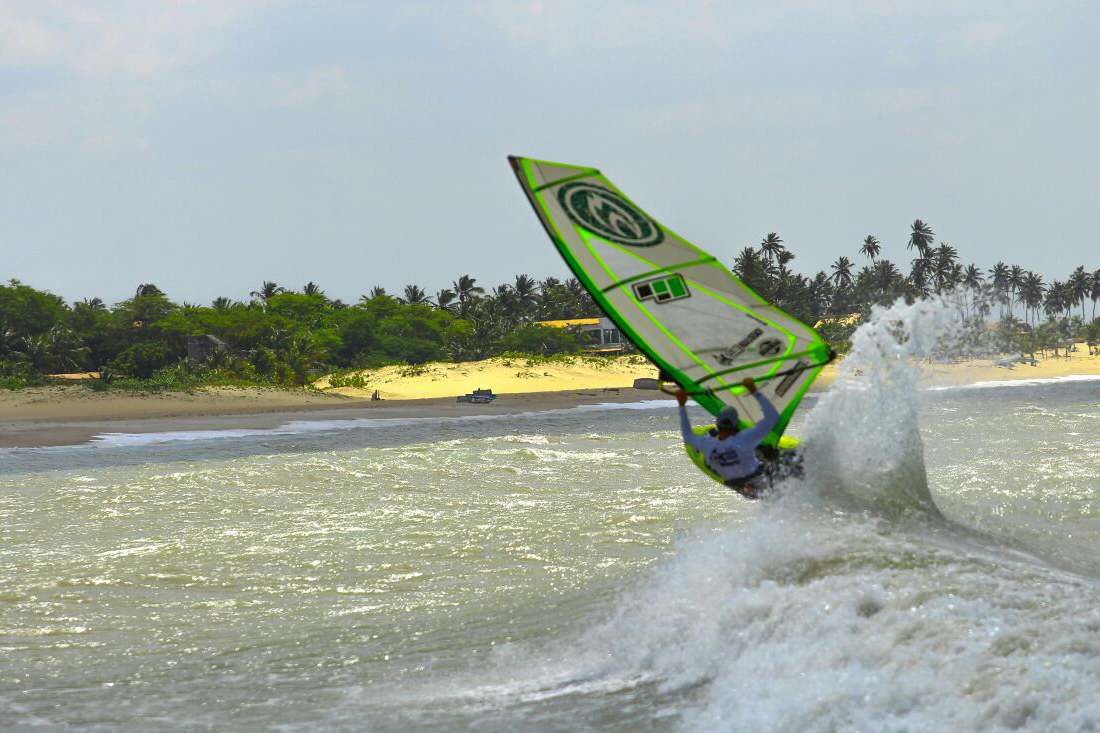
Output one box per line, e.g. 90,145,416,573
496,324,581,357
0,361,47,389
108,341,177,379
0,374,45,390
397,363,430,378
250,346,278,376
328,371,370,389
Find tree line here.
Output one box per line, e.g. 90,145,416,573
732,221,1100,355
3,218,1100,388
0,275,599,388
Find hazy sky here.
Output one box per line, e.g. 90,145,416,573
2,1,1098,305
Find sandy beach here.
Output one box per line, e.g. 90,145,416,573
813,344,1100,391
316,349,1100,397
3,349,1100,449
0,383,660,449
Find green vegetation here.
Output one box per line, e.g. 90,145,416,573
4,222,1100,391
732,223,1100,358
0,275,598,390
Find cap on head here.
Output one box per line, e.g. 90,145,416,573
715,406,740,431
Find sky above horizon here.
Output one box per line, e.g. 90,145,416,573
2,1,1098,305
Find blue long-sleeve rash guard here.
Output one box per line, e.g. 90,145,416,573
679,392,780,481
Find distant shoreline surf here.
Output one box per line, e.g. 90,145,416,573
4,350,1100,449
0,387,668,450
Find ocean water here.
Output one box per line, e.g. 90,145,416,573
3,300,1100,732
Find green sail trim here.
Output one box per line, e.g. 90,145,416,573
508,155,834,445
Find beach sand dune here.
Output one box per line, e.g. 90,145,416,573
316,354,658,400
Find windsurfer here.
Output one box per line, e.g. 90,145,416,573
675,377,779,499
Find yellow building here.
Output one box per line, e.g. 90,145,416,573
536,316,624,352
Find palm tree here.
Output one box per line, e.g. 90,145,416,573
732,246,770,295
11,326,90,373
12,333,55,372
435,288,458,314
1008,265,1024,317
135,283,165,298
872,259,902,295
958,264,984,316
962,264,984,290
859,235,881,263
1018,271,1044,325
758,233,785,262
452,275,484,318
830,256,854,289
908,220,935,258
251,281,284,300
400,284,431,306
79,297,107,312
490,284,522,324
909,257,931,297
280,332,328,385
302,281,324,297
1091,268,1100,320
369,286,388,298
565,278,594,317
945,262,964,292
926,243,956,292
1068,266,1091,320
933,242,957,264
513,274,539,307
807,271,835,315
988,262,1009,318
989,262,1008,290
1044,281,1067,321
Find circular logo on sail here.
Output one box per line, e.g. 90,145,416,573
557,182,664,247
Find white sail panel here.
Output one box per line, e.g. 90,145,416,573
510,155,832,442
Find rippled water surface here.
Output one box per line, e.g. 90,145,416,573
4,307,1100,732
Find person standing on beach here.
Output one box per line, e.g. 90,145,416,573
675,377,780,499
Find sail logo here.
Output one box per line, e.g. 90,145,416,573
632,273,689,304
714,328,763,365
774,360,807,397
756,338,782,357
557,183,664,247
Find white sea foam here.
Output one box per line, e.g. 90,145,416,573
572,505,1100,733
926,372,1100,391
532,297,1100,732
43,398,676,449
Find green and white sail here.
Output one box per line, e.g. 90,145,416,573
509,155,833,444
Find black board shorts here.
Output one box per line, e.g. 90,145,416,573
724,464,769,499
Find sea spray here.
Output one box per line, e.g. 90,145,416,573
549,298,1100,732
497,297,991,720
797,295,966,514
453,296,977,705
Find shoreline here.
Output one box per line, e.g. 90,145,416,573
4,350,1100,450
0,386,662,449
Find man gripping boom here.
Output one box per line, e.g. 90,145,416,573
675,377,780,499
